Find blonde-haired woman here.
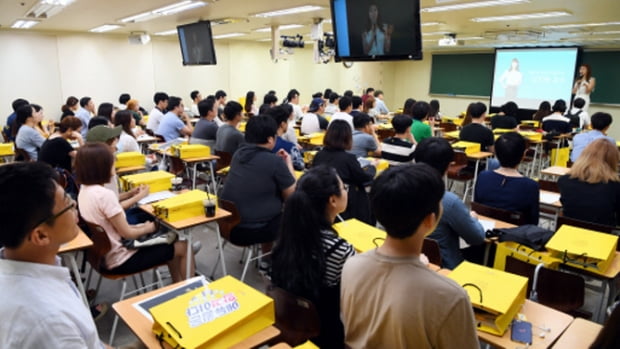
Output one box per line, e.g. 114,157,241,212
558,138,620,226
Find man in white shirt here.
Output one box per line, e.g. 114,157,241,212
75,96,95,138
118,93,130,110
329,96,354,130
0,162,109,349
190,90,202,117
146,92,168,133
325,92,340,116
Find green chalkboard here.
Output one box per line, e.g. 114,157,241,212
429,53,494,97
580,51,620,105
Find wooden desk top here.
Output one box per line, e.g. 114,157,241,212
269,343,293,349
140,204,232,230
540,166,570,177
116,165,146,175
476,215,517,229
137,135,158,143
468,151,494,160
478,299,573,349
152,148,219,163
552,318,601,349
539,190,562,208
113,281,280,349
58,229,92,254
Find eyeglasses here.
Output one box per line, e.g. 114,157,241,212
342,183,350,192
34,197,76,228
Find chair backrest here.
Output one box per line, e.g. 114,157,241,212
14,147,31,162
266,284,321,346
535,267,585,315
422,238,442,266
216,199,241,241
471,201,527,226
538,179,559,193
215,150,233,171
83,220,112,272
439,122,457,132
505,256,535,297
447,151,469,177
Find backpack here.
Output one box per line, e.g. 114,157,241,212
566,110,582,128
489,225,555,251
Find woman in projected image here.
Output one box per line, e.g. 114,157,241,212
499,58,523,100
572,64,595,112
361,4,393,56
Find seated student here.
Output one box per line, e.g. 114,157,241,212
191,96,218,141
414,138,486,269
279,104,299,146
559,138,620,227
258,93,278,116
542,99,571,134
272,166,355,348
38,116,83,172
0,162,108,348
571,112,615,162
88,116,111,130
590,301,620,349
532,101,552,122
380,114,416,163
214,101,245,155
146,92,169,133
3,98,29,142
491,101,519,130
156,96,193,141
15,104,46,161
410,101,432,143
350,113,381,158
459,102,494,152
324,92,340,116
266,105,305,171
329,96,354,129
475,132,539,225
301,98,328,134
349,96,363,119
76,143,192,282
341,163,479,348
114,110,140,153
566,97,589,129
314,120,375,225
220,116,296,258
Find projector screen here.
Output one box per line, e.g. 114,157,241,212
490,47,578,110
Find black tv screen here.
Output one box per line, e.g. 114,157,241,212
330,0,422,62
177,21,217,65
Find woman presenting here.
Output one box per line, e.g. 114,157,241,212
361,4,393,56
499,58,523,100
572,64,596,112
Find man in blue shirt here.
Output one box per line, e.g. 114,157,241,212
373,90,389,115
3,98,29,142
571,112,615,162
156,96,193,141
75,97,96,138
414,137,486,269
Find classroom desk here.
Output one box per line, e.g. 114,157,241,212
551,318,602,349
140,204,232,279
115,165,147,176
59,229,93,305
152,148,219,192
476,215,516,265
468,151,494,201
540,166,570,179
112,281,281,349
136,135,158,154
539,190,562,228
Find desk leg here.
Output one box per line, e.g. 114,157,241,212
185,229,192,280
472,159,481,201
63,253,88,306
209,161,217,195
191,163,198,190
215,223,227,276
554,140,561,166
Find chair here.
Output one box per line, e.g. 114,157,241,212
422,238,442,266
83,221,164,345
439,122,457,132
210,199,270,281
266,285,320,347
447,151,474,202
215,150,232,172
538,179,559,193
14,147,31,162
470,201,527,226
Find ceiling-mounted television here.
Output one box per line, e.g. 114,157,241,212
177,21,217,65
330,0,422,62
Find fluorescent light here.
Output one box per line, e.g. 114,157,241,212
154,29,178,36
253,5,322,18
11,20,40,29
119,1,205,23
257,38,272,42
422,0,529,13
213,32,246,39
26,0,75,18
422,22,443,26
323,19,332,24
459,36,485,40
254,24,304,33
89,24,122,33
472,11,571,22
422,31,450,36
543,21,620,29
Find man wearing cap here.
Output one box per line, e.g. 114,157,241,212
301,98,328,135
86,125,122,150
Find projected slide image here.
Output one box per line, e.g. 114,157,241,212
491,48,578,109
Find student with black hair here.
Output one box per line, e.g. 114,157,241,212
542,99,571,135
4,98,29,142
414,138,486,269
350,113,380,158
0,162,108,348
118,93,131,109
301,98,328,134
475,132,539,225
221,116,296,258
325,92,340,116
330,96,354,129
362,87,374,105
459,102,494,152
491,101,519,130
323,88,333,103
244,90,258,117
156,96,193,141
266,105,304,170
402,98,416,117
314,120,375,224
87,116,111,130
259,93,278,115
571,112,615,162
76,96,96,138
566,97,589,129
272,166,355,348
114,110,139,153
96,103,115,122
214,101,245,155
39,116,83,172
15,104,46,161
373,90,389,115
284,89,304,122
410,101,432,143
341,163,478,348
215,89,227,119
350,96,363,118
192,97,218,141
380,114,416,163
60,96,78,120
146,92,169,132
189,90,202,117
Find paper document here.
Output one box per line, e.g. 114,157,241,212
540,192,560,204
478,219,496,232
138,191,177,205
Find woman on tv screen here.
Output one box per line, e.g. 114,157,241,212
361,4,393,55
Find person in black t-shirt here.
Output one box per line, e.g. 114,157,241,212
459,102,494,152
38,116,83,172
490,101,519,130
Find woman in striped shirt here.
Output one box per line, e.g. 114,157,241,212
272,165,356,349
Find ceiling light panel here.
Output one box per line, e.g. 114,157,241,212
254,24,304,33
213,32,246,39
154,29,178,36
542,21,620,29
472,11,571,22
11,20,40,29
119,1,206,23
421,0,529,13
89,24,122,33
252,5,322,18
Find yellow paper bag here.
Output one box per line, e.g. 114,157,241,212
333,218,386,252
545,224,618,272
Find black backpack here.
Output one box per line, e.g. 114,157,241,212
566,110,582,128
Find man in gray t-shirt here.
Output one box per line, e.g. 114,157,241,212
349,113,380,158
214,101,245,155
